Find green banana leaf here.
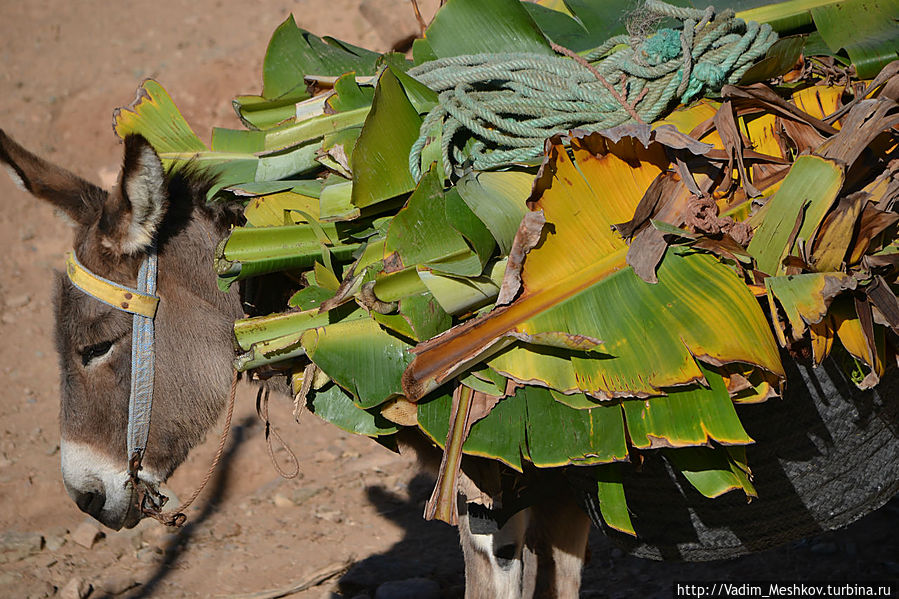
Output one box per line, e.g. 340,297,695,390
403,128,784,401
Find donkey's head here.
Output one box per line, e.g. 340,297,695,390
0,130,242,530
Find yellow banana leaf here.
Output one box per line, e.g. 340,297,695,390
403,127,784,402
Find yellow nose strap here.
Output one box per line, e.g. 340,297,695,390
65,252,159,318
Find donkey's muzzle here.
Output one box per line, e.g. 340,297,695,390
60,439,147,530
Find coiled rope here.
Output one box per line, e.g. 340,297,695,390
407,0,776,177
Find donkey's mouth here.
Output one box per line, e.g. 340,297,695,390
61,440,167,531
121,484,144,530
88,479,144,531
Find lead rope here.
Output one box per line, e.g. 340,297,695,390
256,386,300,479
138,369,239,527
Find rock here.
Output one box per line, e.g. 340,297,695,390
273,493,295,508
315,508,343,523
0,453,13,469
0,530,44,562
291,486,322,506
59,577,91,599
70,520,104,549
24,579,55,599
272,486,322,507
313,449,339,462
136,546,163,564
97,572,140,595
6,294,31,309
209,520,242,541
374,577,441,599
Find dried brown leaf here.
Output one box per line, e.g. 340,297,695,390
496,210,546,306
713,99,760,197
817,98,899,166
722,83,839,136
626,226,668,284
866,275,899,335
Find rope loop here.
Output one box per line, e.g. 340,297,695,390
406,0,776,176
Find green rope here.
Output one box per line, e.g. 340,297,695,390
407,0,776,178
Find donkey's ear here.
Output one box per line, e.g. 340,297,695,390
0,129,106,226
101,135,168,254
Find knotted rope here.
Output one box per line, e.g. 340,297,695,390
136,369,239,527
407,0,776,176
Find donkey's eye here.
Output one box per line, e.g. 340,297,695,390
80,341,114,366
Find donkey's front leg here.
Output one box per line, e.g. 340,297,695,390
458,498,530,599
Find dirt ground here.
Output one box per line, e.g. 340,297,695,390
0,2,896,598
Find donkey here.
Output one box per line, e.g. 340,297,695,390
0,129,592,598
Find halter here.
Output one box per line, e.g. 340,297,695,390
65,249,159,480
65,248,239,528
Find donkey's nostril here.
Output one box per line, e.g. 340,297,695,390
75,490,106,518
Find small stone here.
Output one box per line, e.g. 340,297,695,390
374,577,441,599
59,577,91,599
136,546,162,563
315,508,343,523
209,521,242,541
610,547,624,559
313,449,338,462
70,520,104,549
45,534,66,552
0,531,44,562
6,294,31,309
290,486,322,506
97,572,140,595
273,493,295,508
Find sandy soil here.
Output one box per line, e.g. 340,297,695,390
0,2,896,598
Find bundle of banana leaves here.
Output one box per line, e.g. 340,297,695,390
114,0,899,533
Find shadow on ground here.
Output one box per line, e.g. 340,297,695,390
335,473,466,598
108,415,257,599
334,475,897,599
